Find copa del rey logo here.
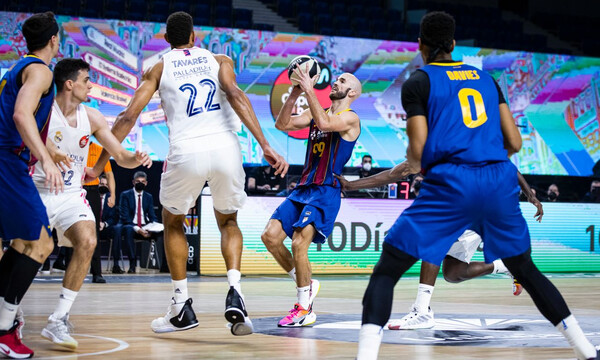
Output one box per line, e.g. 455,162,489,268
79,135,90,148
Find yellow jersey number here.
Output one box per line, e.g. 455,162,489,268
312,141,325,157
458,88,488,128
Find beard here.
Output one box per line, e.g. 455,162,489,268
329,88,350,100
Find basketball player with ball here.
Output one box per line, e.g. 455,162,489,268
261,56,363,327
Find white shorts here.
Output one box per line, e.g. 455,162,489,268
160,131,247,215
39,190,95,247
446,229,482,263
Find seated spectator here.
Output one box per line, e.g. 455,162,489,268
358,154,374,178
97,174,124,274
410,173,424,198
120,171,160,273
545,183,560,202
247,165,283,194
277,176,299,197
581,180,600,203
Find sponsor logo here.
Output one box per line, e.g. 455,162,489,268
302,217,309,223
79,135,90,148
177,310,186,322
83,26,139,70
83,52,138,89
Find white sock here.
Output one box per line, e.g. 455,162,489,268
357,323,383,360
0,300,19,330
492,260,508,274
556,315,596,360
297,285,310,309
172,278,188,303
414,284,434,312
227,269,242,295
287,268,297,282
52,287,78,319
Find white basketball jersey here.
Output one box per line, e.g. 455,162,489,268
159,47,241,151
32,101,91,193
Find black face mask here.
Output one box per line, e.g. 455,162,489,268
98,186,109,195
548,191,558,201
592,187,600,196
134,182,146,192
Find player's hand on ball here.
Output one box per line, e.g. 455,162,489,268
262,145,289,178
136,150,152,168
292,63,318,93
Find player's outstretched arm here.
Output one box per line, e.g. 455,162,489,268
274,85,312,131
92,62,162,174
499,103,522,156
216,54,289,177
335,162,417,191
13,64,63,193
517,171,543,222
88,107,152,169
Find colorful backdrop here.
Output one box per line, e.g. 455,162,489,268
2,11,600,175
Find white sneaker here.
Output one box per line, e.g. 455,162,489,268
15,307,24,340
309,279,320,307
388,305,435,330
151,298,199,333
41,314,78,349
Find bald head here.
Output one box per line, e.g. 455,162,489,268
330,73,362,102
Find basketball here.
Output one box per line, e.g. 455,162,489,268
287,55,320,87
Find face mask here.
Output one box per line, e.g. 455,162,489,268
548,191,558,201
592,187,600,196
134,182,146,191
362,163,372,172
98,185,109,195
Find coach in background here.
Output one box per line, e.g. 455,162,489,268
119,171,158,273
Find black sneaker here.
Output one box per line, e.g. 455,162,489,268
151,298,198,333
225,286,253,336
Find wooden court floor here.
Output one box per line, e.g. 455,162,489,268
21,273,600,359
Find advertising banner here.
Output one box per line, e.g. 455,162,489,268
200,196,600,275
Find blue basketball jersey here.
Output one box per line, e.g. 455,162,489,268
0,55,54,164
297,108,358,188
419,62,507,171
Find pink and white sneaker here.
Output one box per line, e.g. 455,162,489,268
278,303,316,327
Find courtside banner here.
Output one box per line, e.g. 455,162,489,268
199,196,600,275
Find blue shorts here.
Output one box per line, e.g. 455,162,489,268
0,153,51,241
271,185,341,244
385,161,530,266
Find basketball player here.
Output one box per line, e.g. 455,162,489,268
356,12,598,360
30,58,151,350
89,12,288,336
0,12,63,358
337,171,542,330
261,66,362,327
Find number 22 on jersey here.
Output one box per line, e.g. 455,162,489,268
179,79,221,117
458,88,488,128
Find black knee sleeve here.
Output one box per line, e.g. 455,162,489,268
503,249,570,326
362,243,417,326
